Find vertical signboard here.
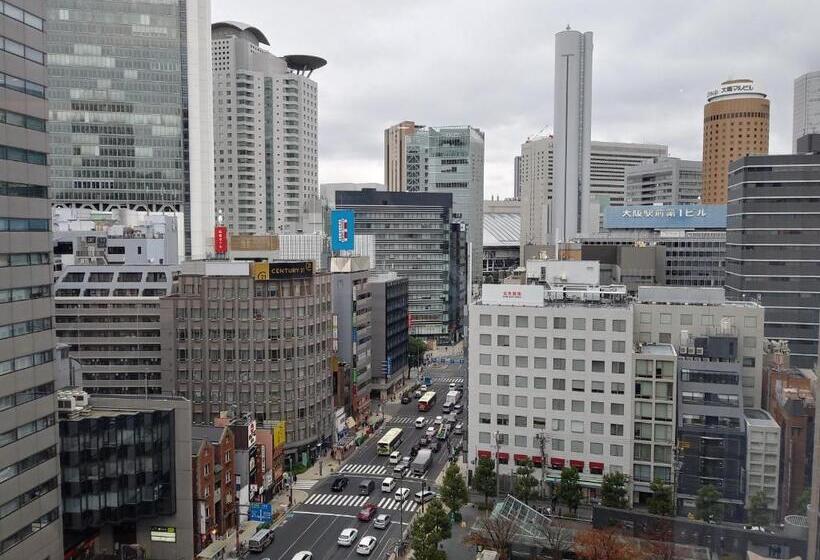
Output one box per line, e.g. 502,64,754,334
330,209,355,251
214,225,228,254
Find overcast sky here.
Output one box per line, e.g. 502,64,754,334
213,0,820,199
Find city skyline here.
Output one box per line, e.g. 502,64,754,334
214,0,819,198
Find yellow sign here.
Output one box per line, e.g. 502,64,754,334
273,421,286,448
230,234,279,251
253,262,270,280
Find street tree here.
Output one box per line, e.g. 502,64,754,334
473,457,497,506
513,460,539,504
409,337,427,368
465,515,517,560
440,463,469,517
557,467,581,516
795,488,812,515
647,478,675,516
411,498,451,560
695,484,723,523
536,517,573,560
573,527,638,560
747,489,771,527
600,472,629,509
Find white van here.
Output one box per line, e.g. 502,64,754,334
381,477,396,493
414,417,425,428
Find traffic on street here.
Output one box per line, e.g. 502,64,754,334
249,362,467,560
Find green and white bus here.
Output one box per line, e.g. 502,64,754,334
377,427,404,456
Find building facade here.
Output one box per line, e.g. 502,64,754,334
552,28,593,241
384,121,420,191
336,190,463,343
794,71,820,150
45,0,215,259
0,1,63,556
405,125,484,281
369,273,409,400
58,391,193,560
701,79,769,204
588,141,668,209
161,260,335,451
744,408,781,517
519,135,553,249
725,134,820,368
191,425,236,554
625,157,702,206
54,264,176,395
211,22,325,235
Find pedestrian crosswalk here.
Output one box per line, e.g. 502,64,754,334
303,493,418,512
388,416,418,425
431,377,463,384
338,463,388,476
292,479,319,490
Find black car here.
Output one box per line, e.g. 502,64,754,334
401,394,411,404
410,444,420,458
418,436,429,447
331,476,348,492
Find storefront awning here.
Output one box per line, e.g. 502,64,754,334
531,455,543,466
550,457,565,469
513,454,529,463
497,452,509,461
570,460,584,471
589,461,604,474
477,450,492,459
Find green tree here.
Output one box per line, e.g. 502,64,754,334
472,457,497,506
409,337,427,368
747,490,771,526
600,472,629,509
410,498,451,560
794,488,811,515
440,463,469,516
557,467,581,516
647,478,675,516
695,484,723,523
513,460,539,504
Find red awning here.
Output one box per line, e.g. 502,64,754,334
570,460,584,471
497,452,509,461
514,454,529,462
589,461,604,473
477,450,492,459
550,457,565,469
531,455,543,465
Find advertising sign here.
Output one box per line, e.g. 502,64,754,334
603,204,727,230
268,261,314,279
150,526,177,543
249,504,273,523
330,209,355,251
214,226,228,254
273,421,286,449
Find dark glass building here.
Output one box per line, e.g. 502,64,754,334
725,134,820,368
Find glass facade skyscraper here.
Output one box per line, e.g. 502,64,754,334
45,0,214,258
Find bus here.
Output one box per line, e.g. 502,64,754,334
418,391,437,412
377,427,404,456
248,528,274,552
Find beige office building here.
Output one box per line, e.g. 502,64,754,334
384,121,420,191
701,79,769,204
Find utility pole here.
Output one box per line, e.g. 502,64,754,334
673,440,686,517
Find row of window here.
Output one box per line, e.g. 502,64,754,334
0,445,56,484
0,36,44,63
0,316,52,340
479,335,627,353
0,507,59,554
0,181,48,199
480,399,626,420
0,217,48,232
0,413,55,449
0,70,46,98
177,344,329,362
478,356,626,375
0,283,50,304
0,1,44,29
61,271,167,283
478,375,625,393
478,431,625,458
0,476,58,521
0,108,45,132
0,349,53,378
0,382,53,415
0,144,47,165
479,413,626,436
55,288,166,298
478,314,625,332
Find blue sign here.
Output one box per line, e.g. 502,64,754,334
604,204,726,230
249,503,273,522
330,209,355,251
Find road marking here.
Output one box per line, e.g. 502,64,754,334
292,510,358,519
291,479,319,490
339,463,388,475
301,494,414,512
277,513,322,560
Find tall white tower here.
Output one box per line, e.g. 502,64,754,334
551,27,593,242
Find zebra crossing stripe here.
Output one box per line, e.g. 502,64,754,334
303,493,415,511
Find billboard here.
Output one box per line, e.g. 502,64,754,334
268,261,314,279
604,204,726,230
214,226,228,254
481,284,545,307
249,503,273,523
273,421,286,449
330,209,355,251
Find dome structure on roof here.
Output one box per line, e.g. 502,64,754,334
211,21,269,45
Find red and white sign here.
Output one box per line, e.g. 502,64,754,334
214,225,228,254
481,284,544,307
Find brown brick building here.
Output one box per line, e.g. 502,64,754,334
191,425,236,553
702,79,769,203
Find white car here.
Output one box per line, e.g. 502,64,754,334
338,528,359,547
356,536,378,555
414,417,426,428
394,487,410,502
388,450,401,464
449,382,456,390
433,416,443,426
419,384,428,392
373,513,391,529
425,426,436,437
291,552,313,560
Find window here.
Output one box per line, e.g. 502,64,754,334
534,336,547,349
592,318,605,331
551,419,565,431
553,317,566,329
553,358,566,370
612,341,625,353
552,378,565,390
610,424,624,436
634,443,652,461
571,380,585,392
552,439,564,451
515,375,528,388
591,422,604,434
514,435,527,447
534,417,546,429
553,337,566,350
479,413,491,425
571,420,584,433
534,377,546,389
611,403,624,415
497,354,510,366
591,360,605,373
680,314,693,326
660,313,671,325
613,320,626,332
592,339,605,352
497,315,509,327
535,317,548,329
571,440,584,453
590,442,603,455
743,336,756,349
658,333,671,344
515,396,528,408
612,361,625,374
571,400,584,412
610,444,623,457
480,314,491,326
572,318,586,330
515,356,528,368
479,353,491,365
497,335,509,347
479,373,491,385
743,357,756,367
533,397,546,409
701,314,713,326
515,336,528,348
744,316,757,328
496,414,509,426
479,393,491,405
479,432,490,443
572,359,585,372
552,399,565,411
479,334,491,346
497,394,509,406
591,401,604,414
497,374,509,386
515,415,527,427
572,338,585,351
515,316,528,328
640,312,651,324
534,357,547,369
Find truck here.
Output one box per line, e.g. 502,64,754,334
444,390,461,406
411,448,433,476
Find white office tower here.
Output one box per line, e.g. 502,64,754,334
212,22,325,235
520,136,553,249
552,27,593,242
794,71,820,151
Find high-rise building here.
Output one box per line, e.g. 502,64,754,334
0,1,63,556
625,157,702,206
384,121,420,191
368,273,409,400
552,27,593,242
405,125,485,282
725,134,820,368
794,71,820,150
701,79,769,204
211,22,325,235
45,0,215,259
519,136,553,248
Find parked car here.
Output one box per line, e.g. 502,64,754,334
373,514,391,529
356,536,378,555
401,394,411,404
331,476,349,492
357,503,378,522
338,528,359,546
388,451,401,464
